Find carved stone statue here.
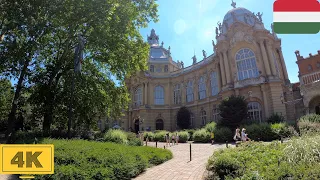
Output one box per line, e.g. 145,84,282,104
212,40,216,51
271,23,274,34
168,46,171,55
181,61,184,68
217,22,222,33
192,55,197,64
256,12,263,22
215,27,219,36
202,50,207,59
161,41,164,47
231,0,236,8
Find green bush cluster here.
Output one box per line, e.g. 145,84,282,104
213,127,233,142
153,130,169,142
267,113,285,124
192,128,210,143
298,114,320,135
206,135,320,180
102,129,142,146
34,139,172,180
177,131,189,143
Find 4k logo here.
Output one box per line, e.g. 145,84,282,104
0,144,54,175
11,151,43,168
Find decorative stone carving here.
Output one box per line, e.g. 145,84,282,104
234,76,266,88
256,12,263,23
248,91,253,98
218,22,222,34
231,0,236,8
212,40,216,52
244,34,254,43
192,55,197,64
215,27,219,36
181,61,184,68
202,50,207,59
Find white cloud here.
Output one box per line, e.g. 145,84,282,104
174,19,187,35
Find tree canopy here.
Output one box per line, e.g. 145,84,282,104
0,0,159,140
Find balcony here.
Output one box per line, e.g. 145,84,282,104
301,70,320,85
234,76,266,88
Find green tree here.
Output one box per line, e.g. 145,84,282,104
0,79,14,132
218,95,248,128
176,106,191,129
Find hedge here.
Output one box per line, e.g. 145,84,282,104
206,135,320,179
192,129,210,143
34,139,172,180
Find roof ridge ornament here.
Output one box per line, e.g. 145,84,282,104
231,0,236,8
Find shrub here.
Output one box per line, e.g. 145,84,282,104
35,139,172,180
218,95,248,128
104,129,128,144
299,113,320,123
213,127,233,143
127,132,143,146
143,132,155,141
186,129,196,141
243,123,277,141
177,131,189,143
153,130,169,142
267,113,285,124
271,123,296,139
192,129,210,143
205,122,216,133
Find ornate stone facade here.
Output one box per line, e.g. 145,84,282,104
121,4,296,132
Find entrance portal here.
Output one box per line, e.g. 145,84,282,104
134,119,139,134
156,119,164,130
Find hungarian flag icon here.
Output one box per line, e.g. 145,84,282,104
273,0,320,34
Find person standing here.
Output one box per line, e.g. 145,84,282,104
171,133,175,146
175,133,179,145
210,131,215,145
165,133,170,146
234,127,241,141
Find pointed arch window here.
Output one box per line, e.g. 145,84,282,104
236,48,259,81
186,81,194,102
210,72,219,96
154,86,164,105
134,87,142,106
198,76,206,100
174,84,181,104
247,102,262,122
201,110,207,126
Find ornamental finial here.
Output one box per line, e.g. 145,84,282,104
231,0,236,8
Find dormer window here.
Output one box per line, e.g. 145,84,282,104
150,65,154,72
308,65,313,71
164,65,168,72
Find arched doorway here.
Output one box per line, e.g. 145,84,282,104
308,96,320,115
134,119,139,134
155,119,164,130
316,105,320,115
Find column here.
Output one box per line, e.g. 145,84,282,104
219,53,226,87
259,40,272,76
223,50,231,84
261,86,270,119
277,47,289,80
144,83,147,105
266,40,277,76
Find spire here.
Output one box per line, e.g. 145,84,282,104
147,29,159,45
231,0,236,8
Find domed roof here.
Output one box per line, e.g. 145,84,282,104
222,7,259,34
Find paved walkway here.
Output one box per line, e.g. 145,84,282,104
135,142,233,180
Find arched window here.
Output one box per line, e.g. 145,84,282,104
247,102,262,122
198,76,206,100
156,119,164,130
186,81,194,102
236,48,259,81
134,87,142,106
308,65,313,71
174,84,181,104
210,72,219,96
212,106,220,122
272,52,281,78
164,65,168,72
150,65,154,72
190,113,194,127
201,110,207,125
154,86,164,105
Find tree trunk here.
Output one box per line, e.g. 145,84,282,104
6,59,30,144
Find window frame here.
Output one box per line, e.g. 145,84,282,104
235,48,259,81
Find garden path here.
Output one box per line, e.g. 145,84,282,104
134,142,234,180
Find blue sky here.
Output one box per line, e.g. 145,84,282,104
140,0,320,83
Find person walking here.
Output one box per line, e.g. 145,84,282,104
234,127,241,141
175,133,179,145
241,128,250,142
210,131,215,145
171,133,175,146
165,133,170,146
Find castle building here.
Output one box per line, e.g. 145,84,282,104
293,50,320,116
122,3,295,133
